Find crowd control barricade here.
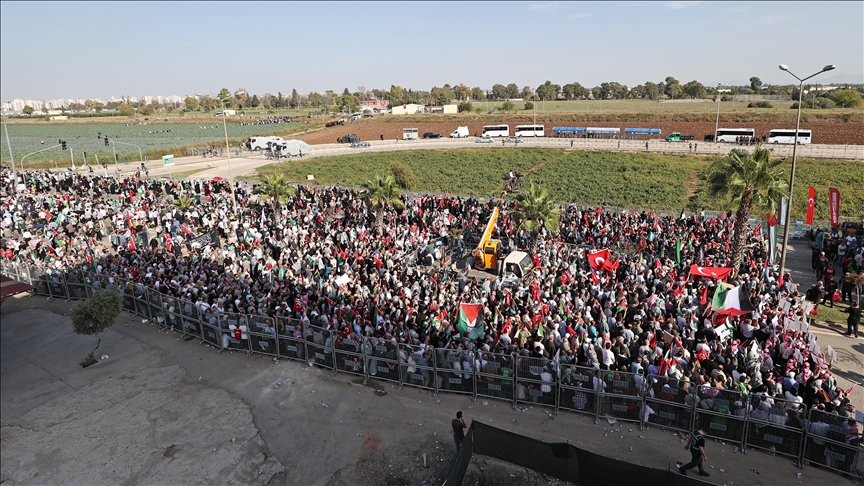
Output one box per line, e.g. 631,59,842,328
334,334,367,378
304,324,336,372
248,315,278,357
199,308,223,349
557,364,600,419
431,347,471,398
597,369,645,428
120,279,138,313
179,299,202,338
644,375,697,434
399,344,438,394
364,337,401,385
161,296,185,333
30,267,50,297
801,409,863,478
65,271,88,301
475,351,516,409
98,274,119,292
744,395,806,461
129,282,149,318
275,317,306,362
83,272,99,298
221,312,251,354
146,289,166,326
693,387,748,448
47,272,69,300
514,356,557,409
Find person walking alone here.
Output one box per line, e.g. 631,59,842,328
845,302,861,338
677,428,710,476
452,411,467,452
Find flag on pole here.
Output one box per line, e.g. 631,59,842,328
806,186,816,226
675,237,683,265
766,214,778,265
457,303,484,338
711,283,755,316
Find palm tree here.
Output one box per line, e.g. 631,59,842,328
360,174,405,235
173,195,195,211
512,181,561,241
254,174,293,223
708,145,786,278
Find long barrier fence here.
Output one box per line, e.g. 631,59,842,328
3,260,862,482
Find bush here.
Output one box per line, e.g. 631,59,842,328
747,101,773,108
815,97,836,109
389,160,417,190
500,101,516,111
524,101,534,110
457,101,473,113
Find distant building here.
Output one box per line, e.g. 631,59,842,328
361,99,389,110
391,103,424,115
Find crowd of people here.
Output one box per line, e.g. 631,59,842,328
1,167,861,471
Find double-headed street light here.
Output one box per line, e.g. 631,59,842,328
777,63,835,274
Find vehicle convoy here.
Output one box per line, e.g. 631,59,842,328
337,134,359,144
665,132,695,142
450,126,470,138
247,136,284,151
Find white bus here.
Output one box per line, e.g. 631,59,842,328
768,129,812,145
514,125,545,137
715,128,756,143
481,124,510,138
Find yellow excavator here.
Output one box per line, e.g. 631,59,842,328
471,207,502,270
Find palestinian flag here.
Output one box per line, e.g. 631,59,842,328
658,347,673,376
675,237,683,265
457,303,484,339
711,283,755,316
766,214,778,265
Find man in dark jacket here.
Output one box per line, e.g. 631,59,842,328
822,279,838,308
845,302,861,338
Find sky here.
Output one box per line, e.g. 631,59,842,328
1,1,862,101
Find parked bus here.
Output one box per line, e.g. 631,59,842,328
715,128,756,143
482,124,510,138
513,124,545,137
767,129,812,145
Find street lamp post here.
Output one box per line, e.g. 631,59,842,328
1,110,20,193
777,63,836,274
220,100,239,216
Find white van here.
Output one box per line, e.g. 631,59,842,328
450,126,470,138
248,136,284,151
275,140,311,157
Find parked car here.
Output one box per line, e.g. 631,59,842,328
505,136,524,144
349,114,361,122
422,132,442,139
325,119,345,128
474,137,494,144
337,134,359,144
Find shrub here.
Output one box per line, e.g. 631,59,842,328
501,101,516,111
524,101,534,110
389,160,417,190
747,101,773,108
457,101,474,113
815,98,835,109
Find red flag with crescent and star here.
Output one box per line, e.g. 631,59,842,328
806,186,816,226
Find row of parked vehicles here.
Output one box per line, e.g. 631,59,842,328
245,136,311,158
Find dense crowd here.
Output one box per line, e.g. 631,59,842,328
1,168,861,467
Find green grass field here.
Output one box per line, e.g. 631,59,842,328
255,148,864,218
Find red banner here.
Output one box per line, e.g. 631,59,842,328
828,188,840,227
806,186,816,226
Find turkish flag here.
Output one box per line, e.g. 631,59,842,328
806,186,815,226
127,238,136,252
602,257,620,272
587,249,610,270
689,265,732,280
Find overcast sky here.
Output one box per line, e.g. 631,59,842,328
1,1,861,101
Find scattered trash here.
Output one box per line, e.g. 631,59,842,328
433,432,437,437
198,376,201,381
720,469,726,473
796,473,802,479
629,447,633,452
435,398,440,404
231,438,236,443
751,469,759,474
419,423,423,426
322,403,328,408
356,433,362,436
639,436,645,439
258,470,263,475
101,355,109,360
607,417,617,425
482,401,488,406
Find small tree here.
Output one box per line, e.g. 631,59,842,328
389,161,417,190
457,101,473,113
360,174,405,235
174,195,195,211
848,272,864,305
500,100,516,112
254,174,293,223
512,181,561,241
524,101,534,110
22,105,35,115
70,289,123,367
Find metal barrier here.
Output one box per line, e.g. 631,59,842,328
334,333,367,378
644,375,696,434
557,364,599,419
475,352,516,409
276,317,307,362
364,336,401,385
515,356,557,409
597,369,645,428
5,257,863,484
248,315,278,357
305,324,336,372
432,347,471,398
801,409,863,478
401,344,437,394
693,387,748,448
745,394,806,461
